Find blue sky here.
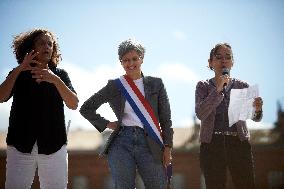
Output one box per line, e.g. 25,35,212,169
0,0,283,131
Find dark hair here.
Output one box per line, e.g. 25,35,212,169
12,28,61,67
209,43,233,70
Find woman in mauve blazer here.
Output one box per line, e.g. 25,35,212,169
195,42,263,189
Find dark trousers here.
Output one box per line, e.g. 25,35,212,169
200,135,255,189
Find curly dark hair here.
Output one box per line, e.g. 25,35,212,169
12,28,61,67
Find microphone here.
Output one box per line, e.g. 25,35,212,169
222,67,230,87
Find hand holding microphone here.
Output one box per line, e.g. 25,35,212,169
222,67,230,87
217,67,230,93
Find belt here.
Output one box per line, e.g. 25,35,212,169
214,131,238,137
120,126,145,132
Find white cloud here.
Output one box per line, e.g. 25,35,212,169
0,62,123,131
61,61,124,130
0,62,273,131
61,61,124,101
155,63,200,84
173,30,187,41
67,61,202,129
61,61,201,130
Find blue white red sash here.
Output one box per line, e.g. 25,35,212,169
114,75,164,147
115,75,172,187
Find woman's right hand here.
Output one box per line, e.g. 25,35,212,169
106,122,118,130
18,50,41,72
0,50,41,102
216,74,230,93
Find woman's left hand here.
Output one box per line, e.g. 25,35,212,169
31,67,58,84
253,97,263,112
163,147,172,167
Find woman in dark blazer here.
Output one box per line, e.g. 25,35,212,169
80,38,173,189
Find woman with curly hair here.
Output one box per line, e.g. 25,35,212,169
0,28,78,189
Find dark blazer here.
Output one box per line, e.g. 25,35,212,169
80,76,173,163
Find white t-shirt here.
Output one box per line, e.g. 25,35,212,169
121,78,145,128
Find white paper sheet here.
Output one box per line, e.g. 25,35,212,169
228,85,259,127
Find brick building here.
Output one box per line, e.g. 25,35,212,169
0,104,284,188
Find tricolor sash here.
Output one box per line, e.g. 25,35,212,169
114,75,172,188
114,75,164,147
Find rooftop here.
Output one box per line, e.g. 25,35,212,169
0,127,194,151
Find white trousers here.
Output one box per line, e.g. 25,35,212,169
5,143,68,189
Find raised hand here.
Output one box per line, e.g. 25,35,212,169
18,50,41,72
253,97,263,112
216,74,230,93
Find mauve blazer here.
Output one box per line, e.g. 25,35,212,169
195,78,263,143
80,76,173,163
